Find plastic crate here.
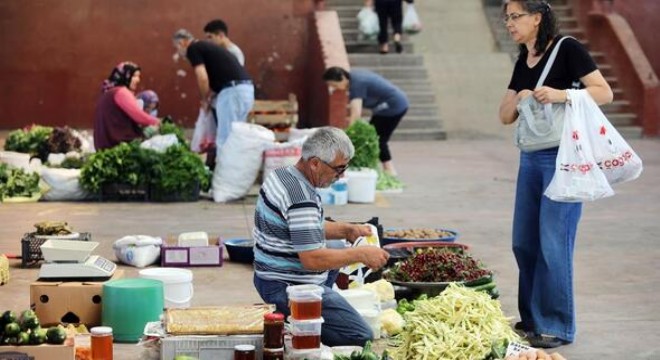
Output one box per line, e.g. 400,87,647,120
99,183,149,202
0,352,34,360
21,232,92,268
160,334,263,360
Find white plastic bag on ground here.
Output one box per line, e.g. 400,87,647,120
212,122,275,202
544,90,614,202
140,134,178,153
40,168,91,201
0,151,31,171
263,139,304,181
403,4,422,34
357,6,379,38
113,235,162,268
190,108,217,153
577,92,643,185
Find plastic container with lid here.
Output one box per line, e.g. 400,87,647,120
288,317,324,350
234,344,256,360
264,312,285,349
286,284,324,320
90,326,113,360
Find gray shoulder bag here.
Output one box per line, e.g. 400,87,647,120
514,36,573,152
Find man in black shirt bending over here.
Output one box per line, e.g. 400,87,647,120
173,29,254,155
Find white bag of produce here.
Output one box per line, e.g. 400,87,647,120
357,6,379,38
288,127,319,143
190,108,217,153
40,168,91,201
262,139,303,181
113,235,162,268
140,134,178,153
0,151,31,172
212,122,275,202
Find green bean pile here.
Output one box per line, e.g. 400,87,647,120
388,284,521,360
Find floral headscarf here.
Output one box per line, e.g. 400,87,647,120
101,61,141,93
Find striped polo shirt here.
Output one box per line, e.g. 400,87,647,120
253,166,327,284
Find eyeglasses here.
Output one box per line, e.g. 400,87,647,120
316,157,349,176
502,12,530,24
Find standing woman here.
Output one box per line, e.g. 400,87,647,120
498,1,612,348
94,62,160,150
366,0,413,54
324,66,408,176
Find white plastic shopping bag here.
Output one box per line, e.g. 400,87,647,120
544,90,614,202
576,91,643,185
403,4,422,34
140,134,179,153
357,6,379,38
190,108,216,153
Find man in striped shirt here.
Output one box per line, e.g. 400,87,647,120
253,127,390,347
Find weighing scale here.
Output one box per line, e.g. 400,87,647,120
38,239,116,279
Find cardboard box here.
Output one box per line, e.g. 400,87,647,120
30,270,124,327
161,236,223,267
0,344,74,360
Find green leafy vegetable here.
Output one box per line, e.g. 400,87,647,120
148,144,210,194
345,120,380,169
0,163,41,200
79,141,154,193
4,125,53,156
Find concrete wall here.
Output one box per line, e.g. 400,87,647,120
612,0,660,77
0,0,318,129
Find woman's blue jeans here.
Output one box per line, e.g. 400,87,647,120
253,275,373,347
213,83,254,148
513,147,582,342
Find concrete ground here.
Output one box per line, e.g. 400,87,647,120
2,1,660,359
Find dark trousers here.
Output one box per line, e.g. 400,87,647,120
370,108,407,162
375,0,403,45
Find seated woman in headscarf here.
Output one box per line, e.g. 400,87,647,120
136,90,160,117
93,62,160,150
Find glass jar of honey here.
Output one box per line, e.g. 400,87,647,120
90,326,113,360
263,347,284,360
234,344,256,360
263,312,285,349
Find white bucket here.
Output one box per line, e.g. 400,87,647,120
139,268,193,308
346,169,378,203
317,178,348,206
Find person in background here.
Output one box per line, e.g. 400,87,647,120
498,0,612,349
203,19,245,66
93,61,160,150
172,29,254,169
252,127,390,347
323,66,408,176
365,0,413,53
136,90,160,117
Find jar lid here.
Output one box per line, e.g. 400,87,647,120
90,326,113,335
234,344,256,351
264,312,285,321
264,347,285,352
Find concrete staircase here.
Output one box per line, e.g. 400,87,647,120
326,0,446,140
483,0,643,139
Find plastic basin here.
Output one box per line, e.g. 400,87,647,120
223,238,254,264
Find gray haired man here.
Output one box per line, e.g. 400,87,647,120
252,127,390,347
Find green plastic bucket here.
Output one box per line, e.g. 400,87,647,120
102,278,164,343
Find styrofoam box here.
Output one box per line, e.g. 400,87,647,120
161,334,263,360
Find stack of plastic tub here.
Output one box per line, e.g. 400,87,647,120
285,284,325,358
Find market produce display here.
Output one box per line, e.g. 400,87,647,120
0,255,9,285
3,125,53,156
34,221,73,236
147,144,210,197
45,127,82,155
334,340,391,360
0,163,41,201
0,309,68,346
385,247,491,284
384,228,455,240
388,284,521,360
345,120,380,169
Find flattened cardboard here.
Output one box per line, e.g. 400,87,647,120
30,270,124,327
0,344,74,360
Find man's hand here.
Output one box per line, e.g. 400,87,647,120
359,247,389,270
506,350,566,360
345,224,372,243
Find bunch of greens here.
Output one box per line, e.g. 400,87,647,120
345,120,380,169
59,156,86,169
148,144,210,194
4,125,53,156
0,163,41,200
159,117,188,146
79,141,154,193
376,169,404,191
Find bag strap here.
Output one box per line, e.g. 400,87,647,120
535,36,573,88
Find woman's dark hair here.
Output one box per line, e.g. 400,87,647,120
322,67,351,82
504,0,558,57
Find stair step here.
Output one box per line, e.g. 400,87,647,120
391,128,447,141
601,100,631,113
342,28,410,42
606,112,637,126
398,116,443,129
615,125,644,139
346,41,414,54
353,65,428,79
349,53,424,67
